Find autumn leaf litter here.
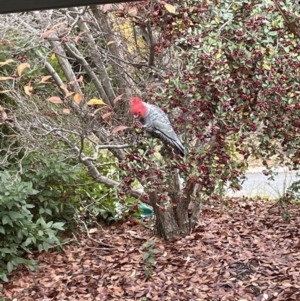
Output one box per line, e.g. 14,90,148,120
2,198,300,301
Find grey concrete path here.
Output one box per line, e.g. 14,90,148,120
226,167,298,199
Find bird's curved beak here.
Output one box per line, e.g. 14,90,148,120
133,114,139,119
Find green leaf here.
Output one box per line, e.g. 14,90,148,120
2,215,10,225
7,261,13,273
45,208,52,215
8,211,23,219
1,248,11,254
43,241,50,251
46,221,53,228
23,237,32,247
147,257,155,265
52,222,65,231
12,257,27,264
143,252,150,260
0,272,8,282
39,217,47,228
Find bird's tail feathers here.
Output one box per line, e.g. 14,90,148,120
173,140,185,156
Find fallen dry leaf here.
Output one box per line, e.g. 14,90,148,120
111,125,129,134
3,198,300,300
47,96,63,104
17,62,30,76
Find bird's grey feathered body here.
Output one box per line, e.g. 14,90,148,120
140,103,185,156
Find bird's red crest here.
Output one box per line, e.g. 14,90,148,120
129,97,147,117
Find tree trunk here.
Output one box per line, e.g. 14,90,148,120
148,171,201,239
149,191,183,239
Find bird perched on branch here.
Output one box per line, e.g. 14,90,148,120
129,97,185,156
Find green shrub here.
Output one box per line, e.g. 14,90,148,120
21,152,80,224
0,171,64,281
74,176,141,224
0,148,141,281
0,152,79,281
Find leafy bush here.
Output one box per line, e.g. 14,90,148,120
0,152,79,281
71,149,141,224
74,173,141,224
0,146,142,281
0,170,64,281
20,152,80,224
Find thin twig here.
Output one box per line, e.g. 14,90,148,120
82,221,115,249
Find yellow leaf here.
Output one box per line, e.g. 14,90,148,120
263,61,271,70
111,125,129,134
88,228,98,234
216,52,221,59
42,29,54,39
128,7,137,16
65,91,75,98
47,96,63,104
154,150,162,160
74,36,81,43
2,109,8,121
0,77,14,81
73,93,83,104
94,107,108,114
51,53,56,60
69,76,85,86
62,108,70,114
113,94,124,104
17,62,30,76
215,16,221,24
38,75,52,84
60,84,69,94
164,3,176,14
77,75,84,83
51,21,67,29
86,98,106,106
232,4,238,10
102,112,112,119
107,41,115,45
0,59,14,67
24,86,33,96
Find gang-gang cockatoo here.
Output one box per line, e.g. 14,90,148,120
129,97,185,156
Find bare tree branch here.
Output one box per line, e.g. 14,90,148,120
90,5,131,96
146,21,156,67
67,7,116,106
64,42,110,105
